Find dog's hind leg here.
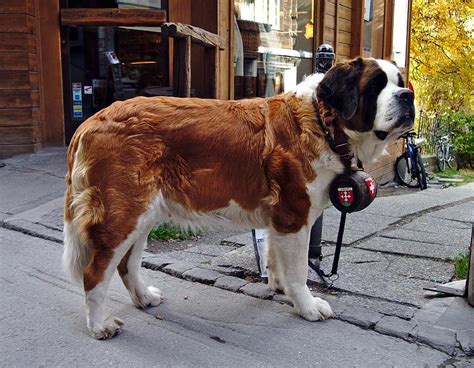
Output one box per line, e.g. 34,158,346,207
84,239,134,340
118,227,162,308
266,226,334,321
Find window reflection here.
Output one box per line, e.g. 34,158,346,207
234,0,314,99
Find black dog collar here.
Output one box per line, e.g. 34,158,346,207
312,97,353,170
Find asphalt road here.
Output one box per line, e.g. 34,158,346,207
0,227,449,367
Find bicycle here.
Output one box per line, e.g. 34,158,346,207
395,131,428,190
435,134,459,172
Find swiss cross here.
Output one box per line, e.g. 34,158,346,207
338,187,353,207
365,178,376,200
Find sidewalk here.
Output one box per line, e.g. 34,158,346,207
1,148,473,358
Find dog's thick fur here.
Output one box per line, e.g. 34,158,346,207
63,58,414,339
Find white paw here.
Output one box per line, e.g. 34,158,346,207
90,316,124,340
136,286,163,308
296,297,334,321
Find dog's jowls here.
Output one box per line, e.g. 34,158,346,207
63,58,414,339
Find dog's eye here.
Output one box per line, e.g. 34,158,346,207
374,130,389,140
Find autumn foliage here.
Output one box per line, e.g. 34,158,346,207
410,0,473,114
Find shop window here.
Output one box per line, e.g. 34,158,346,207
62,0,167,142
233,0,314,99
362,0,384,58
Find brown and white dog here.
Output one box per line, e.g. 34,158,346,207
63,58,414,339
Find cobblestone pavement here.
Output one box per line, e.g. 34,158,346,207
1,148,473,360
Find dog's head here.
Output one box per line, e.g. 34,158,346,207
316,58,415,162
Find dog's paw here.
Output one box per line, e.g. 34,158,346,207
296,297,334,321
134,286,163,308
90,316,124,340
143,286,163,307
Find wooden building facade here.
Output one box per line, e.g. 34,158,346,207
0,0,413,184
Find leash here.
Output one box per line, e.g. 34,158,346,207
308,98,375,288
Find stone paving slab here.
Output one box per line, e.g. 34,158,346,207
2,197,64,243
435,298,474,332
363,184,474,218
220,232,253,247
428,201,473,223
182,243,238,257
374,316,417,340
157,249,214,264
1,219,63,243
240,283,275,299
402,215,471,232
199,264,245,277
162,262,194,277
355,236,466,260
335,294,418,320
1,147,67,178
142,253,182,270
413,323,458,355
385,255,453,283
4,197,63,229
0,169,65,218
322,226,373,245
182,268,222,284
383,227,470,249
457,330,474,356
214,276,249,292
211,244,259,274
317,248,440,307
339,306,383,329
412,297,456,325
323,206,401,225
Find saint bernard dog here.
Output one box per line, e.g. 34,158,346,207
63,58,414,339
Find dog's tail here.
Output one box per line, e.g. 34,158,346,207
63,135,105,285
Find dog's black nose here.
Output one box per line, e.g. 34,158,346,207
396,89,414,102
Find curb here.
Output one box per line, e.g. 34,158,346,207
141,258,471,357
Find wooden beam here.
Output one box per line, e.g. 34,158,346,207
383,0,394,60
162,22,226,50
61,8,166,27
334,0,340,58
38,0,64,147
316,0,325,47
350,0,363,57
204,46,218,98
172,36,191,97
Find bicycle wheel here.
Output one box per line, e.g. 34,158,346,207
436,146,446,171
395,153,420,188
415,151,428,190
446,150,459,171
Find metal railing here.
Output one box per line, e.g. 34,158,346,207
417,110,440,155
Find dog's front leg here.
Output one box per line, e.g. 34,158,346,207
267,226,334,321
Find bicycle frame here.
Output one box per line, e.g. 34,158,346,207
436,135,455,171
396,131,427,190
404,135,419,178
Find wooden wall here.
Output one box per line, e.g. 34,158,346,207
0,0,41,158
320,0,353,61
365,141,404,185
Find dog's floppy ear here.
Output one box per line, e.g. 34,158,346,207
316,58,364,120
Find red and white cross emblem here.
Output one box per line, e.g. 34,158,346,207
364,178,377,200
338,187,353,207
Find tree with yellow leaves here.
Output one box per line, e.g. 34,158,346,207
410,0,473,114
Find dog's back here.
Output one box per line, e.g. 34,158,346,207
62,93,322,339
